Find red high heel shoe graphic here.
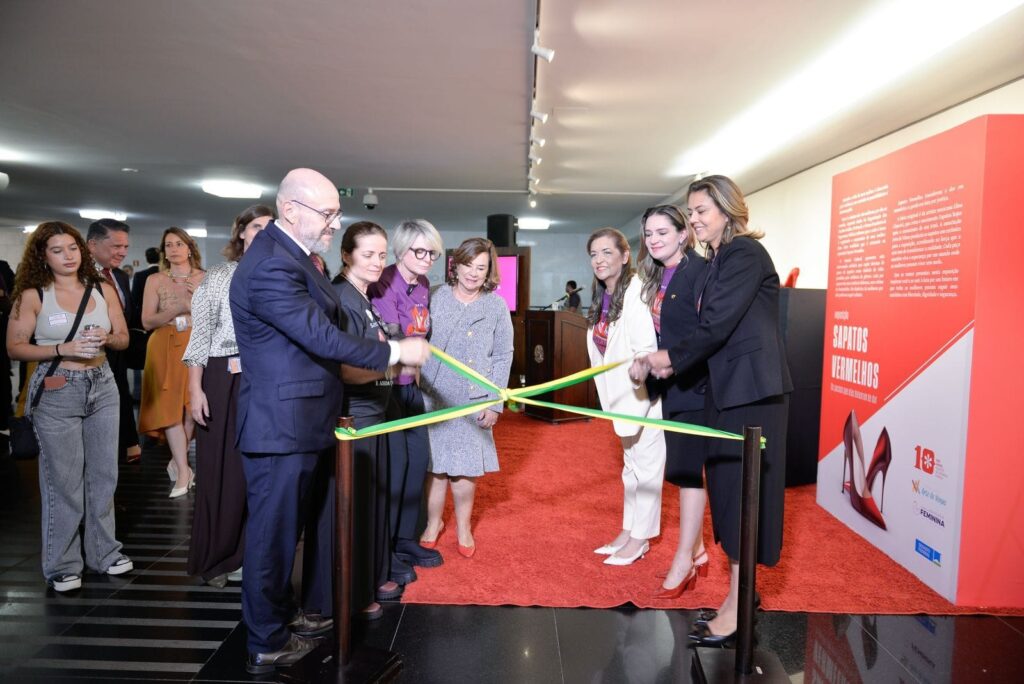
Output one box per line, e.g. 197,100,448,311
842,411,887,530
866,427,892,514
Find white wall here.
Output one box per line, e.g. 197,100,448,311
748,77,1024,289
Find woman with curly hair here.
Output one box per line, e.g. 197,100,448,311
6,221,132,592
183,205,272,586
139,227,206,498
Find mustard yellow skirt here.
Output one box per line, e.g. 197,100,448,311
138,326,191,436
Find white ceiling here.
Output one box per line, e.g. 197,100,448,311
1,0,1023,245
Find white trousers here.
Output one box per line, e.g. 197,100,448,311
619,424,666,539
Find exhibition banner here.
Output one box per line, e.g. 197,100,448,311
817,115,1024,606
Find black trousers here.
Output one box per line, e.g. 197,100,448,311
106,349,139,459
386,383,429,542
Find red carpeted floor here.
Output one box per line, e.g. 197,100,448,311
401,412,1020,615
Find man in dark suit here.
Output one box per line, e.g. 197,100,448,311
130,247,160,321
230,168,429,675
87,219,142,464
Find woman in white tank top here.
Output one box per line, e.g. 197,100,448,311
5,221,130,593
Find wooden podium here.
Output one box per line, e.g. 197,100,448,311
524,310,594,423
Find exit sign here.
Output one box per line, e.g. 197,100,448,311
338,187,354,198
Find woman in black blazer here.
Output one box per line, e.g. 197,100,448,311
633,176,792,646
636,205,712,599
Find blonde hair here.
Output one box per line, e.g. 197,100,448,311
687,175,763,247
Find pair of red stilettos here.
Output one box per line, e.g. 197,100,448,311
841,410,892,530
421,522,475,558
652,550,709,599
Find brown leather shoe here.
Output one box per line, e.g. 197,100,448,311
288,611,334,637
245,634,318,674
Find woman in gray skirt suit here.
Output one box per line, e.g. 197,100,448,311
419,238,513,558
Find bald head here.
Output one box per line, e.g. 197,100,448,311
276,168,344,254
276,168,336,213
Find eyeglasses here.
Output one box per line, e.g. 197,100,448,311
290,199,342,226
409,248,441,261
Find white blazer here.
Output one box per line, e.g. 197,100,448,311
586,275,662,437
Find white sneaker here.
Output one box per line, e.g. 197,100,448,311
50,574,82,592
106,556,134,575
227,567,243,582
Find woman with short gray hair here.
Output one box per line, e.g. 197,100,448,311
368,219,445,585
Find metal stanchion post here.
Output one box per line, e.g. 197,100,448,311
691,426,788,683
280,417,402,683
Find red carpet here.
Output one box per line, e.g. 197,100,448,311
402,412,1020,615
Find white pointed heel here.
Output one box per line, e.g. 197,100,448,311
603,541,650,566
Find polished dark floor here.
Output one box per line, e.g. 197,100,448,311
1,441,1022,683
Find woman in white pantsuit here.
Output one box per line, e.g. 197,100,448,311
585,228,666,566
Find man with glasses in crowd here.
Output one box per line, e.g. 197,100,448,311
230,168,430,674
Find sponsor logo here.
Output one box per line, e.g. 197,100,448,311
912,480,949,507
918,507,945,528
912,479,920,493
915,539,942,566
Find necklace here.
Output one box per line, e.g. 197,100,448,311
341,273,369,299
168,267,193,280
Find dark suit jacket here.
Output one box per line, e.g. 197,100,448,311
108,267,137,329
229,222,391,454
655,249,709,415
667,237,792,410
130,265,158,327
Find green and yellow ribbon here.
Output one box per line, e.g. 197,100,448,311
335,345,765,447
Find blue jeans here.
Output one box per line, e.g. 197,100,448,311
30,363,123,581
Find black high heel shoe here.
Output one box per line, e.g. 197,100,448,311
688,623,737,648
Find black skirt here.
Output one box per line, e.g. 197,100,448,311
704,385,789,567
187,356,246,581
664,408,707,488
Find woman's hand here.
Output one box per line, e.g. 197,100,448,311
189,387,210,426
61,337,103,359
85,327,109,348
476,409,498,429
629,356,651,383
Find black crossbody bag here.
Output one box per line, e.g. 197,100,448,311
10,285,94,460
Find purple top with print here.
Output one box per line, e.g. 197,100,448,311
368,264,431,385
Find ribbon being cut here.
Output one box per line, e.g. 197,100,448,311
334,345,764,447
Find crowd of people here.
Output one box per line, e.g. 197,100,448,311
3,168,789,672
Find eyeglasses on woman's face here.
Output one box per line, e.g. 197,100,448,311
410,247,441,261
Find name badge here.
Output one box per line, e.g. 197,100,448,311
48,313,68,327
227,356,242,374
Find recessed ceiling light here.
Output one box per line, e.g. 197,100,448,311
79,209,127,221
529,199,537,209
0,146,31,162
23,225,36,234
201,179,264,199
519,217,550,231
121,167,139,173
186,227,208,238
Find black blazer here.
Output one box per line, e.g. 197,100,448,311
229,222,391,454
108,267,137,329
654,249,709,415
667,237,792,410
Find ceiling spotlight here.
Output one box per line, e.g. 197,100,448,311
121,167,139,173
519,217,550,231
528,153,542,164
527,172,539,183
201,179,264,199
528,186,538,195
531,30,555,63
23,225,36,234
529,199,537,209
530,109,548,124
79,209,127,221
0,171,9,191
530,133,546,148
186,227,208,238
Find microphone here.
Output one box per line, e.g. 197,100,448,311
557,286,583,302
